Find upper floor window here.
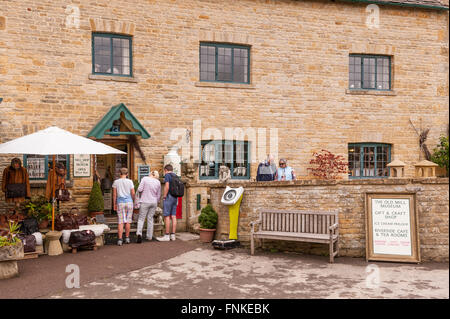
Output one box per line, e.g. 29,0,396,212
24,155,70,181
92,33,132,77
348,143,391,179
349,55,391,90
200,140,250,180
200,43,250,84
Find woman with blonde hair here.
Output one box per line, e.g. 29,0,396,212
136,170,161,243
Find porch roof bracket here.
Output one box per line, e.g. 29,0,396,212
87,103,151,139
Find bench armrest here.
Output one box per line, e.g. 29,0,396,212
328,223,339,231
249,219,261,233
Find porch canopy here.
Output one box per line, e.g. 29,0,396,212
87,103,150,139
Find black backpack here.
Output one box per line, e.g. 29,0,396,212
168,173,184,198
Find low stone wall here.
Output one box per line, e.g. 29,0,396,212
207,178,449,262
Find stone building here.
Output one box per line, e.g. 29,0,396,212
0,0,448,259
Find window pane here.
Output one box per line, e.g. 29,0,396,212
233,142,248,177
200,143,216,177
26,155,46,179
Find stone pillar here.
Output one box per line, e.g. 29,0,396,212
387,159,406,178
414,160,439,178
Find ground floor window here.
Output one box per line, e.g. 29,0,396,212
200,140,250,180
23,155,70,180
348,143,391,178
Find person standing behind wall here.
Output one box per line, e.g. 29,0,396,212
156,164,178,242
275,158,296,181
112,167,135,246
136,170,161,243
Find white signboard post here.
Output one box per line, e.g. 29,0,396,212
366,193,420,263
73,154,91,177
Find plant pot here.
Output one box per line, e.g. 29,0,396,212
199,228,216,243
89,211,104,218
39,220,49,230
0,241,24,262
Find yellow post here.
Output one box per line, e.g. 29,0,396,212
51,155,55,231
228,194,243,240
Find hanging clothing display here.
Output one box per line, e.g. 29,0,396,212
1,158,31,203
45,168,67,201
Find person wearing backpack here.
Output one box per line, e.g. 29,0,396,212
156,164,184,242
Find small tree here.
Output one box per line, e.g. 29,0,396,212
308,149,349,179
431,135,449,176
88,181,104,213
198,204,218,229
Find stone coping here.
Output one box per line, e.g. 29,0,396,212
188,177,449,188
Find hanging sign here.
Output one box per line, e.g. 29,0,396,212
73,154,91,177
365,193,420,263
138,165,150,182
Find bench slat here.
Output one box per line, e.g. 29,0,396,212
260,209,338,216
254,231,338,241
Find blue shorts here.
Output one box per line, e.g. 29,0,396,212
163,194,178,217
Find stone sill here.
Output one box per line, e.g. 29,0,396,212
346,89,397,96
195,82,256,89
189,177,449,188
88,74,138,83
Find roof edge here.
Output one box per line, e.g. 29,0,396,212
339,0,449,10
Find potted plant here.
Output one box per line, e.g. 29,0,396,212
24,196,52,229
0,221,24,280
198,204,218,243
0,221,24,261
88,181,104,218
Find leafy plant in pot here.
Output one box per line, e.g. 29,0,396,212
88,181,104,218
198,204,218,243
23,196,52,229
0,221,24,261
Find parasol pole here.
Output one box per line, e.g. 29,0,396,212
51,155,56,231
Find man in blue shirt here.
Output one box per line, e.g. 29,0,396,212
156,164,178,241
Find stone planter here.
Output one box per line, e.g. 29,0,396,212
0,241,24,280
199,228,216,243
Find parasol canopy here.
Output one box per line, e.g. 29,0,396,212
0,126,126,155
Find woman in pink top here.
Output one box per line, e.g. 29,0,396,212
136,171,161,243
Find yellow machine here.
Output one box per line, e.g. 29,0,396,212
213,186,244,249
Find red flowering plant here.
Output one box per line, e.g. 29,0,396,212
308,149,349,180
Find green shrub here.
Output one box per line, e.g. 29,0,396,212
431,135,449,176
133,179,139,192
198,204,218,229
88,181,104,212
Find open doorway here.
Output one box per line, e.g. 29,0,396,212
96,143,133,216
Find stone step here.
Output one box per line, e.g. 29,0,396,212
104,223,165,245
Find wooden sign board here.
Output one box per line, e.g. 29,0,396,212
365,193,420,263
138,165,150,182
73,154,91,177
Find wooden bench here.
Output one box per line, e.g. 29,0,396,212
250,209,339,263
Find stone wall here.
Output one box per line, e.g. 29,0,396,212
208,178,449,262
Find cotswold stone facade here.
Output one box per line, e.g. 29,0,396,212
0,0,448,244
